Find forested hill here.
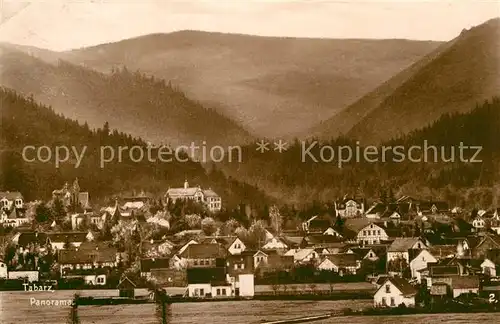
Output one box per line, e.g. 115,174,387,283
223,98,500,208
0,46,253,148
0,87,271,211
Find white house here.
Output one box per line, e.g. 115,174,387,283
227,237,246,255
336,197,365,218
357,223,389,245
387,238,426,263
481,258,498,277
253,250,269,269
410,249,437,280
318,254,361,275
0,191,24,210
284,248,319,264
0,259,7,279
8,271,39,282
165,180,221,213
374,277,417,308
238,273,255,297
472,215,486,230
262,237,288,251
0,207,29,227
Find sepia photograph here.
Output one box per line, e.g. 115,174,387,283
0,0,499,323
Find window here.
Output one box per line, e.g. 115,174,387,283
385,284,391,293
390,297,395,306
194,288,199,296
377,230,381,235
369,253,373,258
222,288,226,295
97,277,104,284
216,288,221,296
200,288,204,296
382,297,387,306
363,231,367,236
194,260,198,265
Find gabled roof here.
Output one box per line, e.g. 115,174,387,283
0,191,23,200
58,244,117,264
378,277,417,297
429,264,460,276
323,253,359,267
451,276,479,289
166,187,202,197
47,232,87,243
140,258,171,272
180,243,226,259
117,276,136,288
427,245,457,259
186,267,227,285
202,189,219,198
7,207,26,219
17,232,48,247
387,237,424,252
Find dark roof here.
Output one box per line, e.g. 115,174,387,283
304,235,342,246
117,276,136,288
140,258,171,272
186,267,227,285
180,243,226,259
18,232,48,247
388,237,424,252
427,245,457,259
451,276,480,289
7,207,27,219
324,253,359,268
382,277,417,296
58,244,117,264
0,191,23,200
430,265,460,276
47,232,87,243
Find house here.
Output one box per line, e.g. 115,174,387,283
253,250,269,269
469,234,500,259
117,276,136,298
302,215,333,233
0,259,7,278
226,253,254,275
347,246,385,262
64,268,108,286
357,223,389,245
8,271,39,282
150,268,187,287
223,237,246,255
262,237,288,251
472,213,486,230
451,276,480,298
186,267,231,297
417,201,449,216
284,248,319,265
140,258,171,277
374,277,417,307
318,254,361,275
365,202,387,219
58,242,118,276
336,197,365,218
409,249,437,279
52,178,90,209
165,180,221,213
0,191,24,210
16,232,49,252
176,239,199,256
387,237,426,263
47,232,88,250
142,239,175,258
179,243,226,268
480,249,500,277
0,207,29,227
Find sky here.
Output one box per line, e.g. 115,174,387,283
0,0,499,51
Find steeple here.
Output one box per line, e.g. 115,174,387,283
184,179,189,189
